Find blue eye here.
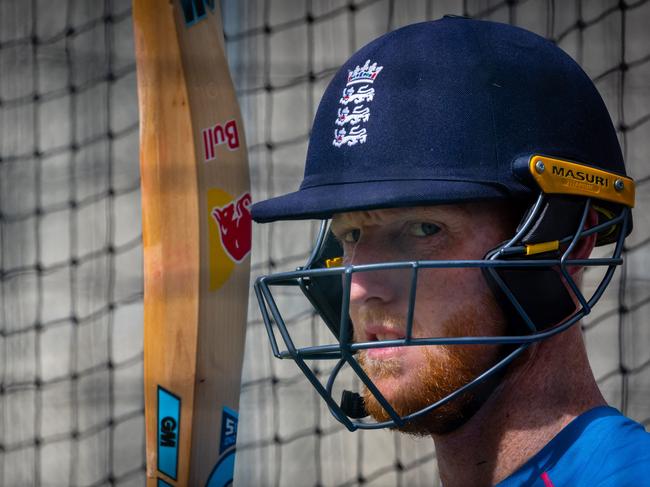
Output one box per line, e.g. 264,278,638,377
410,222,440,237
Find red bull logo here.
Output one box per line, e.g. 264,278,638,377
202,119,240,162
212,193,252,262
207,189,252,291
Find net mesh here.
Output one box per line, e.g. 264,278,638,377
0,0,648,486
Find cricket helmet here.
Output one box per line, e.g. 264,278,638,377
250,17,635,431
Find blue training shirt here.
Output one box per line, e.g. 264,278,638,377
497,406,650,487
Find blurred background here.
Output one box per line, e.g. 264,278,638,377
1,0,649,485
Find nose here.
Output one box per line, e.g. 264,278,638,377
347,242,400,306
349,268,397,306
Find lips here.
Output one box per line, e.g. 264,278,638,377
363,324,406,342
361,325,406,360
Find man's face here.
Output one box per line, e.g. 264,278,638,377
330,203,516,435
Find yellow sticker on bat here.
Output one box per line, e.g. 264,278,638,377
207,189,252,291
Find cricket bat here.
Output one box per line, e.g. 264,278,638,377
133,1,251,485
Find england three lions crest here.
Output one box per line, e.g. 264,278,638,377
332,59,383,149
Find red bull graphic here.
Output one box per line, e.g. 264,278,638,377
207,189,252,291
212,193,252,263
202,119,240,162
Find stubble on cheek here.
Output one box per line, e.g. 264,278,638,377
356,296,506,436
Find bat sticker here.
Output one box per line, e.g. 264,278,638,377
179,0,216,26
212,192,252,263
202,119,240,161
207,189,252,291
219,406,238,454
206,407,239,487
157,387,181,480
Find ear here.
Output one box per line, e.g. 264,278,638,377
565,207,598,276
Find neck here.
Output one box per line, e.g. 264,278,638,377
431,325,605,487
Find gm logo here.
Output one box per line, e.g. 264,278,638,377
157,387,181,480
160,416,177,447
179,0,215,26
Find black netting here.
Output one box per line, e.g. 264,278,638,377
1,1,648,486
0,0,142,485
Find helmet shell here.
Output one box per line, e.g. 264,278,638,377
251,17,625,223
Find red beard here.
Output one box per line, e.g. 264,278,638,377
355,295,507,436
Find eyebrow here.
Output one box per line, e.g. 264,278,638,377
330,207,457,234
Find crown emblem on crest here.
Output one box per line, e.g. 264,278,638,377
347,60,383,85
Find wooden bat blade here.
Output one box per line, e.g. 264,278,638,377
133,1,251,485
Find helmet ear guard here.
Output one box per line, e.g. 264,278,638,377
482,154,636,334
482,195,590,334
